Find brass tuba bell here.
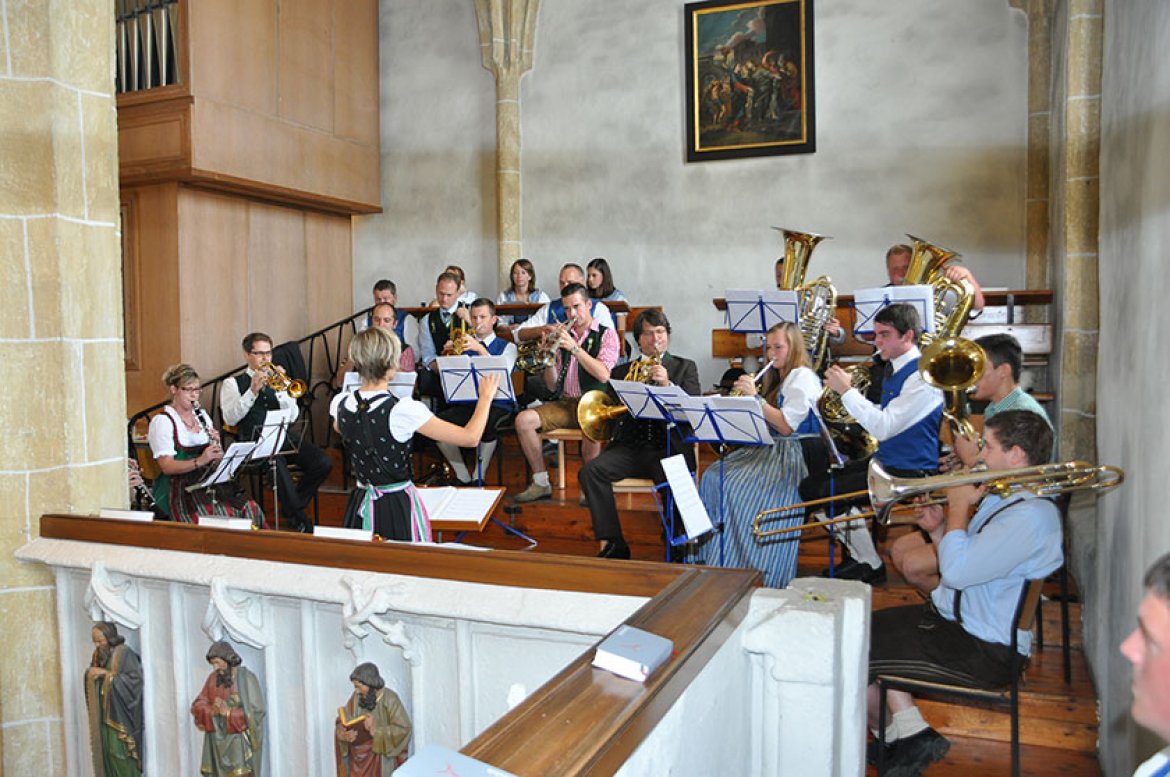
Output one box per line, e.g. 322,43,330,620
918,335,985,442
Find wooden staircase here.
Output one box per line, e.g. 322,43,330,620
268,436,1102,775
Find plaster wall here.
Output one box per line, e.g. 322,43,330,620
356,0,1030,383
1093,1,1170,773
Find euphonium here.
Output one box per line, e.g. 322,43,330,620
919,335,985,442
773,227,836,371
816,365,878,460
259,362,307,398
516,316,577,373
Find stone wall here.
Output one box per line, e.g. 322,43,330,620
0,1,123,773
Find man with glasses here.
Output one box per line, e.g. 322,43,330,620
220,332,332,532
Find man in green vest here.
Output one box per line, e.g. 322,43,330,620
513,283,620,502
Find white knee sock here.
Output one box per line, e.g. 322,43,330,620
436,442,472,482
892,706,928,739
476,440,499,480
840,512,882,568
870,721,901,743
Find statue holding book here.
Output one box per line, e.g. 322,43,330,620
191,640,265,777
335,662,412,776
84,621,145,777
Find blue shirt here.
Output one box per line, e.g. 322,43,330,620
932,492,1063,654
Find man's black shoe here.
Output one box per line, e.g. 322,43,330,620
885,727,950,777
822,556,861,578
834,561,887,586
597,540,631,560
865,737,894,767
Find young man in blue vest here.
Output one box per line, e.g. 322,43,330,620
220,332,333,532
803,303,944,584
867,410,1061,775
513,283,620,503
434,298,518,485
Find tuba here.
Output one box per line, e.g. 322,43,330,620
903,234,974,349
773,228,837,372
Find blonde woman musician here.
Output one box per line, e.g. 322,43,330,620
148,364,266,526
697,322,821,587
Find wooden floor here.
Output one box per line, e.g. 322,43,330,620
278,436,1102,776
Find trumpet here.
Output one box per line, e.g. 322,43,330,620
752,457,1125,538
259,361,306,398
444,317,470,356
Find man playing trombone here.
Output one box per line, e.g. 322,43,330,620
800,303,943,584
866,410,1063,775
578,309,700,559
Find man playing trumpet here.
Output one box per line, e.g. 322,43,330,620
866,410,1062,774
578,309,700,558
221,332,333,532
513,283,619,503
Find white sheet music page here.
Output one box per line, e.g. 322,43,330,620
660,454,713,538
418,487,504,523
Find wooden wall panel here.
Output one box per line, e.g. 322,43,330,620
187,0,276,115
247,200,309,347
334,0,380,147
122,185,181,413
177,188,251,379
278,0,334,132
305,211,353,338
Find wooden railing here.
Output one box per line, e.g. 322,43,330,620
38,514,759,775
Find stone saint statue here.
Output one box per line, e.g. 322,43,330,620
335,662,412,776
84,621,144,777
191,640,266,777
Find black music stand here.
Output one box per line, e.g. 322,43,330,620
184,441,256,523
245,412,304,531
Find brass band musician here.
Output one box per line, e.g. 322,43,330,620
578,309,700,559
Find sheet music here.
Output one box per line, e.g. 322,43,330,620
436,356,515,404
97,508,154,522
341,371,361,393
852,285,936,336
313,525,374,541
660,454,713,539
667,396,770,445
190,442,255,488
389,370,417,399
196,515,253,531
252,411,290,458
725,288,800,333
417,486,504,523
610,380,687,421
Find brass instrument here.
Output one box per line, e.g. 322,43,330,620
753,457,1125,538
517,316,577,373
903,234,973,349
773,227,836,372
259,362,307,398
919,336,985,442
729,363,770,397
816,364,878,460
444,317,470,356
578,353,662,441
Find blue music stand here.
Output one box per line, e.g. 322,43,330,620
725,288,800,334
851,285,935,338
666,396,771,567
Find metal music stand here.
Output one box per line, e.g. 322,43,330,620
437,355,517,486
185,441,256,519
245,411,304,531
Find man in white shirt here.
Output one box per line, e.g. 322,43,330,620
220,332,333,532
434,298,518,485
802,303,944,583
1124,553,1170,777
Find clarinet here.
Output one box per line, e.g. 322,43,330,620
128,459,156,509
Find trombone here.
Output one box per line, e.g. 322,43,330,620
752,458,1125,539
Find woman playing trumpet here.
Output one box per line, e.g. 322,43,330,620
148,364,266,526
696,322,822,587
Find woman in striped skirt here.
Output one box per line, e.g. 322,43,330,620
698,322,821,587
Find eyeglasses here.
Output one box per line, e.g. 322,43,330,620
250,350,273,357
179,385,203,393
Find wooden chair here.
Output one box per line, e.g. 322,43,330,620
876,578,1046,777
541,428,586,490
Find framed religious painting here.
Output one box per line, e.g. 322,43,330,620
684,0,816,162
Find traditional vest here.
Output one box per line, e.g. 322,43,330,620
426,307,458,354
876,359,941,471
555,325,608,397
233,374,282,442
336,394,413,485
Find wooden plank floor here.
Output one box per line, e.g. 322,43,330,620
284,437,1103,776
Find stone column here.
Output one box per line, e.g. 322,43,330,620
0,1,123,773
474,0,541,289
1055,1,1103,462
1011,0,1053,298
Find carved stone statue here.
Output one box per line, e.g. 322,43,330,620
335,662,412,776
191,640,265,777
84,621,144,777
